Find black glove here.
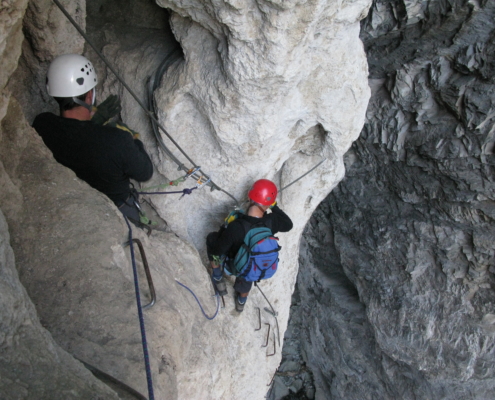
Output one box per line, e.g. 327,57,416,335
91,94,121,125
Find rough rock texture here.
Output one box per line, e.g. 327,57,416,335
1,0,371,399
1,1,119,398
293,1,495,399
0,207,122,400
1,77,274,400
8,0,86,123
136,5,371,393
89,0,371,396
151,0,371,252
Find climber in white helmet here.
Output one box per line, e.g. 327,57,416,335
32,54,153,226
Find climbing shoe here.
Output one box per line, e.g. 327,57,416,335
235,294,246,313
212,276,228,296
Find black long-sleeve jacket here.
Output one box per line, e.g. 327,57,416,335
33,112,153,205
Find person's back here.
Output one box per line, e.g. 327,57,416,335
33,112,152,205
214,204,292,260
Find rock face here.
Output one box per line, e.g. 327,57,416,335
1,0,370,399
145,0,371,247
0,207,121,400
292,1,495,399
0,2,120,398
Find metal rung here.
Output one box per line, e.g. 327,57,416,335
125,239,156,310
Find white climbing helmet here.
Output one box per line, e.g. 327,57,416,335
46,54,98,97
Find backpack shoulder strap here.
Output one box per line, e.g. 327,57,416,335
237,214,262,236
238,213,273,232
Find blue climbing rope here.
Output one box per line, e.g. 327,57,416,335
139,187,197,198
175,280,220,320
124,216,155,400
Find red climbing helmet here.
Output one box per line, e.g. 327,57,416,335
248,179,278,206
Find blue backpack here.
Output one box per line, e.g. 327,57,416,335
229,220,281,282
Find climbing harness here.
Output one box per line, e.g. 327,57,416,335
124,216,155,400
51,0,328,371
175,280,221,320
53,0,325,211
52,0,240,208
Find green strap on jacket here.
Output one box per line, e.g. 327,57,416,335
92,95,140,139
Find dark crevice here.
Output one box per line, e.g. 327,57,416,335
279,1,495,399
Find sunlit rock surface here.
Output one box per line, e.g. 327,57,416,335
289,1,495,399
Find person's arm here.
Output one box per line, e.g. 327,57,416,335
211,221,246,259
269,204,293,233
121,135,153,182
211,226,236,258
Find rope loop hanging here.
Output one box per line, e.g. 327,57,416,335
175,280,220,320
124,216,155,400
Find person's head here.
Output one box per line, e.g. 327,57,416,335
248,179,278,208
46,54,98,114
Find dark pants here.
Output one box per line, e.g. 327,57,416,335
206,231,253,294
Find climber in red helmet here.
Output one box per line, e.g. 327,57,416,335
206,179,293,312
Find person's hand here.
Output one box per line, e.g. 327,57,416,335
91,94,121,125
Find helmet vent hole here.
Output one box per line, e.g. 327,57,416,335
76,78,84,85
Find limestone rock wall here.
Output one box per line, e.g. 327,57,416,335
135,2,372,373
1,0,372,399
0,208,120,400
150,0,371,247
91,0,372,396
294,1,495,399
0,1,119,398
